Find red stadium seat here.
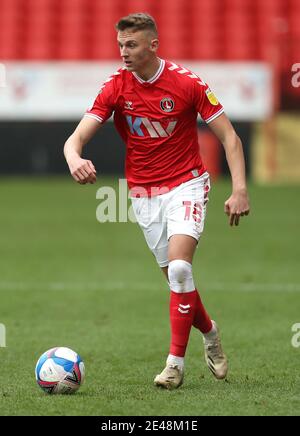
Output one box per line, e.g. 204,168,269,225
90,1,123,57
123,0,158,16
90,44,120,60
224,0,254,11
56,38,88,60
289,0,300,9
157,0,189,30
0,38,22,60
23,41,55,60
190,0,219,13
90,28,120,59
0,0,297,116
157,3,190,58
224,41,257,60
90,13,120,60
290,40,300,65
289,13,300,37
224,31,256,45
0,0,295,66
191,17,222,59
0,0,25,14
92,0,123,18
159,37,189,60
55,0,91,60
158,0,187,12
25,0,59,13
59,0,86,11
0,18,24,59
191,40,223,60
256,0,284,13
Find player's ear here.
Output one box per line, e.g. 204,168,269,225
150,38,159,52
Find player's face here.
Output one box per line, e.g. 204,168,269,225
117,30,158,72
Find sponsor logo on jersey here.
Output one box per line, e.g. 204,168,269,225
205,88,219,106
126,116,177,138
160,98,175,112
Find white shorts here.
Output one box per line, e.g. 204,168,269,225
131,172,210,268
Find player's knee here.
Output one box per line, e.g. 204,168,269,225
168,259,191,283
168,259,195,293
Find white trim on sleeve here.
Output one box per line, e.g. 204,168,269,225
84,113,104,124
205,108,224,124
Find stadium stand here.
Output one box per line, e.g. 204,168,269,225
0,0,299,102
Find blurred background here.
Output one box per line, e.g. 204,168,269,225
0,0,299,182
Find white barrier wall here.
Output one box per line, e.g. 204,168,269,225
0,61,273,121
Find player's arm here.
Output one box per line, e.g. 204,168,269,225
208,113,250,226
64,117,101,185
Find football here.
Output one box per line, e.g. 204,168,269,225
35,347,85,394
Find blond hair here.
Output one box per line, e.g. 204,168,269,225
116,13,158,36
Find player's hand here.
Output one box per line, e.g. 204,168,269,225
67,157,97,185
224,189,250,226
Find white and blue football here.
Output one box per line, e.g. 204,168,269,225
35,347,85,394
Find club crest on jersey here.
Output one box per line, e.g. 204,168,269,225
205,88,219,106
160,98,175,112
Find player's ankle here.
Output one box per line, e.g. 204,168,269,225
167,354,184,370
203,320,218,340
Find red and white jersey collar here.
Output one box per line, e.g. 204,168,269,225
132,58,165,84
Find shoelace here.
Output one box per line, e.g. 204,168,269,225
165,364,184,375
205,339,223,360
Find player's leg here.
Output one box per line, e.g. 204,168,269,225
161,266,168,280
155,234,214,384
160,230,197,280
154,236,196,389
163,175,227,382
168,234,212,334
161,253,213,337
131,194,169,269
156,237,202,388
161,250,213,338
131,195,182,388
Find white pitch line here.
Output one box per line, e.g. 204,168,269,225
0,282,299,292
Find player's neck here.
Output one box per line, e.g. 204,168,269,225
134,57,161,82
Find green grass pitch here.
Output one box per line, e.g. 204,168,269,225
0,177,299,416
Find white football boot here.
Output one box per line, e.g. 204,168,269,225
203,321,228,380
154,363,184,390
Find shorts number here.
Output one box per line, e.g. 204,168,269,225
183,201,202,223
183,201,191,220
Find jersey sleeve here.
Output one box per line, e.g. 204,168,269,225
193,78,224,124
84,73,118,124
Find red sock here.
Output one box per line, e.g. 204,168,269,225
169,290,197,357
192,289,212,334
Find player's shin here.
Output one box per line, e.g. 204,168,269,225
192,290,213,334
167,260,198,366
169,289,198,361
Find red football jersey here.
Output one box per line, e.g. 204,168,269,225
85,59,224,195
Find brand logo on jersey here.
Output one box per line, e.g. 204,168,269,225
160,98,175,112
205,88,219,106
126,116,177,138
124,101,134,110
